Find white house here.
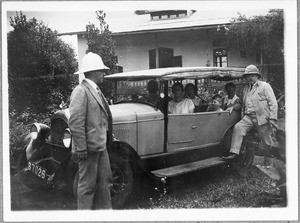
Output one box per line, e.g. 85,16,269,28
60,10,263,81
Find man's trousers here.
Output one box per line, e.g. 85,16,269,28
230,114,278,155
77,149,112,209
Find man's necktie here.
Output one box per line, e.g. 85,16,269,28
96,86,113,147
96,87,110,114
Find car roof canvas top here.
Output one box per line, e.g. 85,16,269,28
105,67,245,81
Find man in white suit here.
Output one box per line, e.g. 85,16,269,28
223,64,278,160
69,52,112,209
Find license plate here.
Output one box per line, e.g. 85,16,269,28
28,161,47,179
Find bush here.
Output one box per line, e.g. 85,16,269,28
9,108,54,171
8,11,78,115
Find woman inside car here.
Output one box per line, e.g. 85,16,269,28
169,82,195,114
185,83,206,112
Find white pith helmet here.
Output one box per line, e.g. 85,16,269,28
243,64,261,78
75,52,109,74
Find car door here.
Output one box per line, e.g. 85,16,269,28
193,111,240,147
167,113,196,152
167,111,240,153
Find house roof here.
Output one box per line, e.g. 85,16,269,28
104,66,245,81
108,10,232,35
59,10,268,36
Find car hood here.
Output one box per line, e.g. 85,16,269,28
62,103,163,124
109,103,164,124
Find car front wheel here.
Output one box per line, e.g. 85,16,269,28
110,153,133,209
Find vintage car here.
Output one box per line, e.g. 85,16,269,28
15,67,255,208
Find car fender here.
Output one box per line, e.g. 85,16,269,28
109,140,145,176
219,124,236,155
220,124,236,143
27,123,50,160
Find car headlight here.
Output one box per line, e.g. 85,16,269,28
63,128,71,148
30,123,41,140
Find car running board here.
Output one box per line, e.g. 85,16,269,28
151,157,226,178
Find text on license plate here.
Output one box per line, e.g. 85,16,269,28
28,162,47,179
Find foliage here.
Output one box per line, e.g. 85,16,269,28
259,64,285,97
9,109,54,172
226,9,284,65
226,10,284,96
84,11,118,96
8,11,78,115
9,109,51,149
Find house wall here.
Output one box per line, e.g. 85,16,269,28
77,34,88,82
114,29,256,72
114,29,212,72
227,48,257,67
77,28,257,77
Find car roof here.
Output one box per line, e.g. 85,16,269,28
105,67,245,81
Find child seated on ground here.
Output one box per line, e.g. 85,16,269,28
206,94,223,112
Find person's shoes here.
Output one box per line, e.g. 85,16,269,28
222,153,238,160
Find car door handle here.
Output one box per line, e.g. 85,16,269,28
192,125,197,129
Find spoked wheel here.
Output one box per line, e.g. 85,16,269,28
233,141,254,169
226,134,255,176
220,127,254,173
109,153,133,209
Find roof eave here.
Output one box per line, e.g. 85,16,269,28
58,22,231,37
57,31,86,36
111,23,230,36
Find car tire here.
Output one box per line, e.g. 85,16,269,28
220,127,254,173
110,152,134,209
73,153,134,209
220,127,234,156
232,138,255,171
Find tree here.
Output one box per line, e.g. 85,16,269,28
84,11,118,97
226,9,284,94
226,9,284,65
8,11,78,114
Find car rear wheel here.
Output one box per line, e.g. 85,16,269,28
220,127,254,173
233,138,254,170
73,153,133,209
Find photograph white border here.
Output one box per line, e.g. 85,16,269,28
2,0,298,221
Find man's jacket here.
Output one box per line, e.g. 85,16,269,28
242,80,278,125
69,80,110,153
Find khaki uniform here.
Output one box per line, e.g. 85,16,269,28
230,80,278,154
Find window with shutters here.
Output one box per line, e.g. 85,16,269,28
149,47,182,69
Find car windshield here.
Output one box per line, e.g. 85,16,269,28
106,67,246,107
113,80,159,105
111,78,244,107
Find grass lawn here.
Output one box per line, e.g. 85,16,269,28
128,156,286,209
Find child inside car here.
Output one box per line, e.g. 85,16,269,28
222,82,241,113
206,94,223,112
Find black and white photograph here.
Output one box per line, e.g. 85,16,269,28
2,0,298,221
